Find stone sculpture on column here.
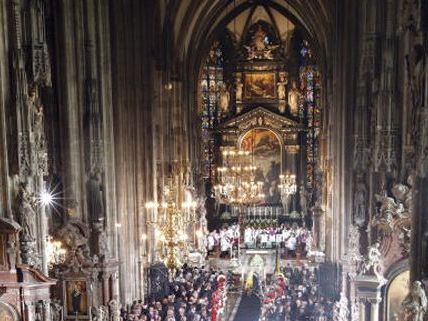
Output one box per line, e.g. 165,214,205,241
16,181,39,266
401,281,427,321
219,84,230,117
288,81,301,116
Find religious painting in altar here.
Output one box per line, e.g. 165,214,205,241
244,73,276,99
386,270,410,321
241,129,281,203
64,280,89,318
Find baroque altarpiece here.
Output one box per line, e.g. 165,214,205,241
200,11,323,242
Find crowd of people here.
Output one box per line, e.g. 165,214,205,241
206,224,313,259
120,266,229,321
206,224,240,258
259,265,335,321
243,224,312,255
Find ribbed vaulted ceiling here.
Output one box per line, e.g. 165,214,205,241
162,0,335,73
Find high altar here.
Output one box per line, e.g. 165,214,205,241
202,19,322,231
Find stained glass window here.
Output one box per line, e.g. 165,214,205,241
299,41,321,193
201,42,224,179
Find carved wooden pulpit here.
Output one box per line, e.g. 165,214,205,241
0,217,57,321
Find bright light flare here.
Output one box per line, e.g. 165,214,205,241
36,184,63,210
40,191,53,206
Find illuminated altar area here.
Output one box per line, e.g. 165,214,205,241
200,7,325,258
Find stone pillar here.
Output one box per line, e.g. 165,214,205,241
359,300,366,321
354,275,383,321
411,176,428,281
38,177,49,275
102,274,110,304
54,0,89,221
369,298,380,321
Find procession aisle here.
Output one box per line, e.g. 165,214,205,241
233,293,261,321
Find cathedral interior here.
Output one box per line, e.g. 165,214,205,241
0,1,427,321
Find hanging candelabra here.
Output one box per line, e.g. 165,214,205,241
145,176,197,274
278,174,297,214
214,147,265,205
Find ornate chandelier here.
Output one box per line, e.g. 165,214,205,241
145,177,197,273
45,236,67,269
278,173,297,213
214,147,265,205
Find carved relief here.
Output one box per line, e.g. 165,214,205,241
55,222,95,271
343,225,363,270
371,178,413,256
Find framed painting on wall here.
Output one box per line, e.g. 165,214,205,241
64,280,89,319
244,72,276,99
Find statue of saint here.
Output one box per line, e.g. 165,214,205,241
235,77,243,102
219,85,230,115
363,241,385,282
288,81,301,115
252,25,267,51
87,169,105,222
277,74,287,100
353,182,366,226
17,182,37,240
33,104,45,148
367,242,382,266
244,25,279,60
402,281,428,321
26,87,37,123
93,222,109,259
